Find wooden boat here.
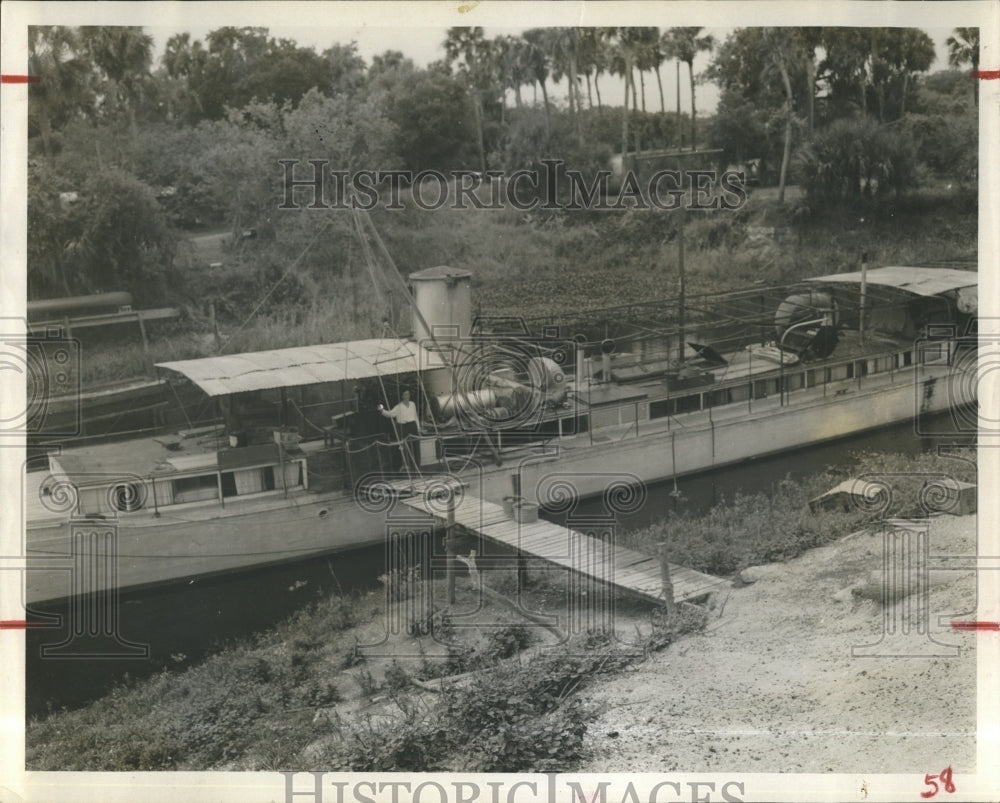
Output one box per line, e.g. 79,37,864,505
22,265,978,605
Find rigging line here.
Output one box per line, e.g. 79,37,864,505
352,209,388,317
168,380,194,430
349,210,417,483
221,218,333,354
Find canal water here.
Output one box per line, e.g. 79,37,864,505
24,411,973,716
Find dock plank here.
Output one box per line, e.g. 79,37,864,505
401,494,728,604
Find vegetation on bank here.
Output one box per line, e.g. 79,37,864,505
26,447,975,772
626,448,977,576
76,183,976,386
28,25,978,385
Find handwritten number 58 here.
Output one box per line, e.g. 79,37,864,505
921,766,956,798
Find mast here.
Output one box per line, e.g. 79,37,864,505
859,250,868,346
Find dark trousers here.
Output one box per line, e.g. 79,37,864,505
399,421,419,470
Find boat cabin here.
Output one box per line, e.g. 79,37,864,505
37,265,976,518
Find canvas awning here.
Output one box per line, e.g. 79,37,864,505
806,267,976,297
157,338,446,397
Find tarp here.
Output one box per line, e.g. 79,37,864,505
157,338,444,397
806,267,976,297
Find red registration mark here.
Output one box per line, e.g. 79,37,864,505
920,766,955,799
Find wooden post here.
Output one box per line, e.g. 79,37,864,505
136,312,150,354
657,541,677,621
445,494,457,604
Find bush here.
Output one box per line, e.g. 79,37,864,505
797,116,919,207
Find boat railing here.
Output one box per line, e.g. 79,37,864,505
582,340,949,446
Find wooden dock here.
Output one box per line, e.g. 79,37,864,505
401,493,729,605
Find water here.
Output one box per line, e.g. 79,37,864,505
562,410,974,531
25,411,971,715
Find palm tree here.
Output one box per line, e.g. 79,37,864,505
496,35,529,110
444,27,495,172
633,28,661,114
946,27,980,107
28,26,94,156
798,27,823,133
523,29,553,138
548,28,585,144
761,29,799,204
663,27,715,149
80,26,153,144
611,28,646,160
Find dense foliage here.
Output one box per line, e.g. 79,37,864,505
27,25,978,340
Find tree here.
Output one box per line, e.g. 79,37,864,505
28,26,94,156
662,28,715,149
380,70,474,171
706,28,795,173
523,29,553,138
610,28,640,159
762,29,799,203
578,28,610,111
79,27,153,143
548,28,585,144
820,28,935,121
28,163,176,303
797,116,918,205
369,49,414,80
444,27,496,173
946,27,980,107
322,42,367,96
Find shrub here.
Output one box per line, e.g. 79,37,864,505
797,117,919,206
484,624,532,660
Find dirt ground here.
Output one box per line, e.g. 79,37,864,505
577,514,979,774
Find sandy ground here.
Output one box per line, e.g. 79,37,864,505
578,514,979,773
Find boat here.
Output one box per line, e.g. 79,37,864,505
22,263,978,606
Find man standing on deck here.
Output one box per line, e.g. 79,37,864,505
379,389,420,470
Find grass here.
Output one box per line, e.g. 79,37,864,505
77,183,976,384
26,591,381,771
622,448,977,576
26,447,974,771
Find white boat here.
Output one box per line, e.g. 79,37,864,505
22,265,977,605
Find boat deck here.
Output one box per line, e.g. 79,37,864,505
401,493,729,604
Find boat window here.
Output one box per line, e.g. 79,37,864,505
263,467,277,491
675,394,701,414
649,399,671,419
730,384,750,403
172,474,219,504
710,388,731,407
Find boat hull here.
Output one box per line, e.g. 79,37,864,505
23,360,971,606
